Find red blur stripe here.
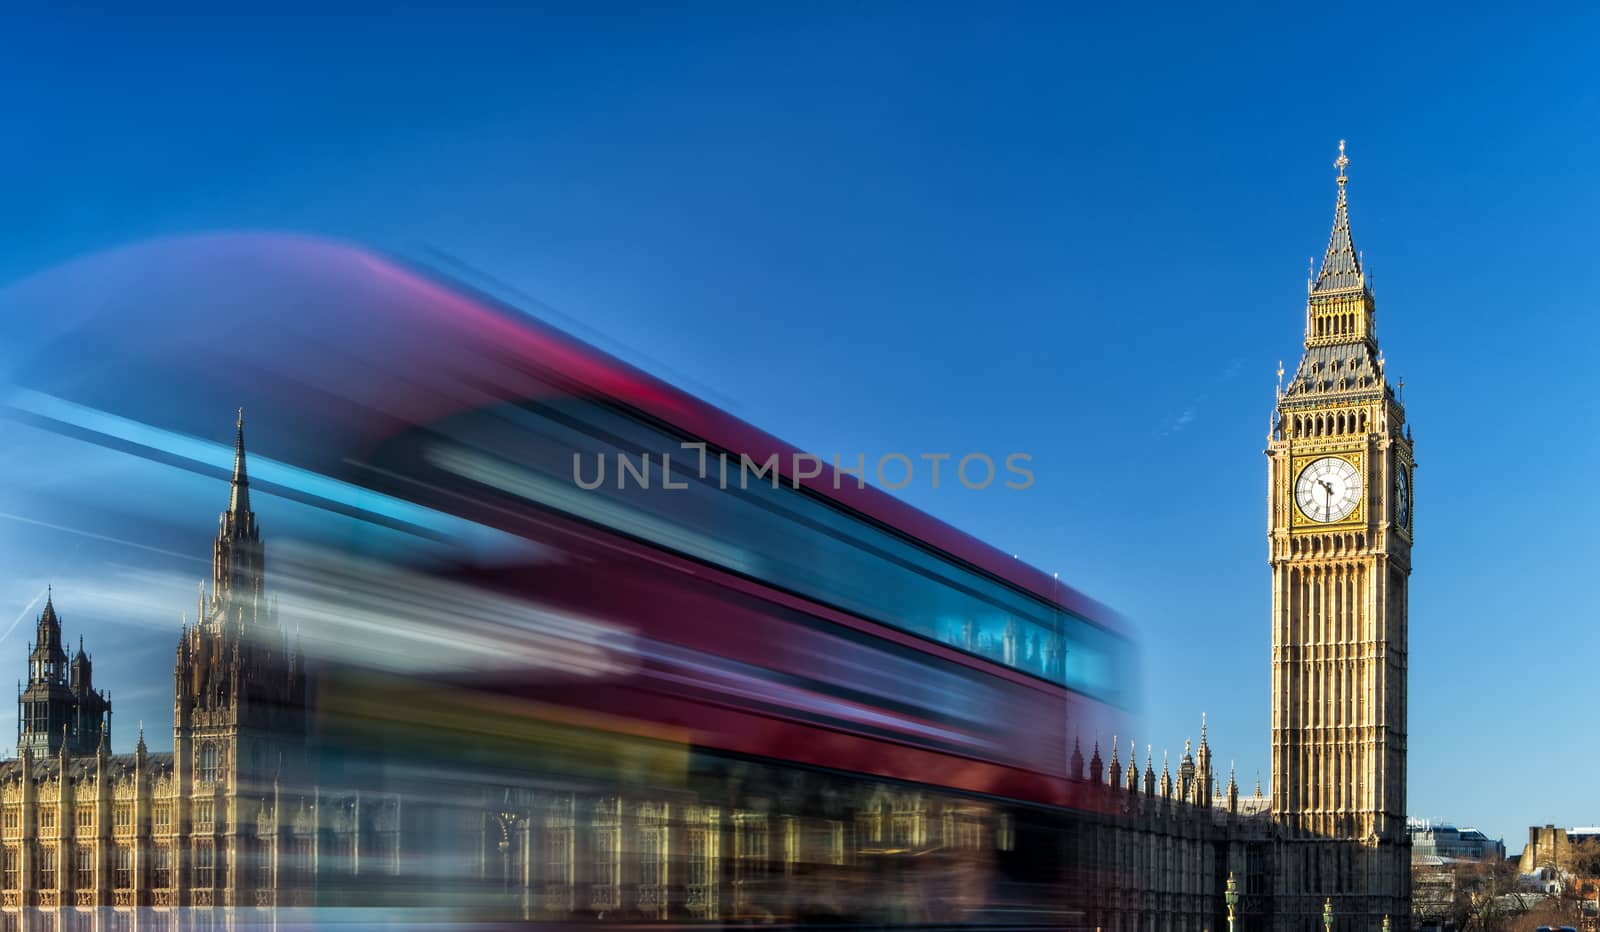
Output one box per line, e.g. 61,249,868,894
363,249,1122,631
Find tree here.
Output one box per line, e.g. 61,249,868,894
1450,858,1539,932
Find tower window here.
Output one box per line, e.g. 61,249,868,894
196,844,215,888
200,744,220,784
37,846,55,889
151,847,172,889
74,846,93,889
113,846,132,889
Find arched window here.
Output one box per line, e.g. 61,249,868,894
200,744,220,785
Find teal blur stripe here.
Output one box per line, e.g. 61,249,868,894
3,387,518,552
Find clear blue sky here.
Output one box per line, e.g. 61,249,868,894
3,3,1599,848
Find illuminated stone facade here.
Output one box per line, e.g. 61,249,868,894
1265,142,1414,930
0,415,349,929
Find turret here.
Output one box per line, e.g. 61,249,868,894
27,590,67,686
1178,738,1196,803
70,637,91,693
19,592,109,756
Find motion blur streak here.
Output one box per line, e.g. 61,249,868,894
425,443,765,579
270,543,635,678
4,386,536,560
0,234,1137,929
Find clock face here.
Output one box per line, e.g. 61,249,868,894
1295,456,1362,523
1395,467,1411,528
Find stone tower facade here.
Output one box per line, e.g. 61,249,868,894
173,410,309,906
17,594,110,759
1266,142,1414,929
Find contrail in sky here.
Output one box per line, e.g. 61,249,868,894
0,587,46,647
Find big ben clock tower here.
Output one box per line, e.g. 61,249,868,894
1267,142,1413,931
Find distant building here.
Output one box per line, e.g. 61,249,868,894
1519,823,1598,874
1409,855,1457,929
1408,820,1506,862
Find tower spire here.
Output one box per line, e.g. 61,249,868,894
212,408,264,619
1311,139,1364,295
229,407,251,519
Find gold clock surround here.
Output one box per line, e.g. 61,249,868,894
1288,451,1365,530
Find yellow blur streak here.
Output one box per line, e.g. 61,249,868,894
317,672,692,787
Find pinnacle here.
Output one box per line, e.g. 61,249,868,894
1311,141,1365,294
228,409,252,519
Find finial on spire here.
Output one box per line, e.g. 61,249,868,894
237,406,245,429
1335,139,1349,185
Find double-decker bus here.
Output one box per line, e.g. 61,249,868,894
0,233,1136,928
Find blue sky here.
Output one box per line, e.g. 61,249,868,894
3,3,1599,847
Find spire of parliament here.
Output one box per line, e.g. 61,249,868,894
229,407,251,520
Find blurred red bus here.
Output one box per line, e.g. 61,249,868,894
0,234,1136,926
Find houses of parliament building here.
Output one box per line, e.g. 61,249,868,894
0,142,1410,931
